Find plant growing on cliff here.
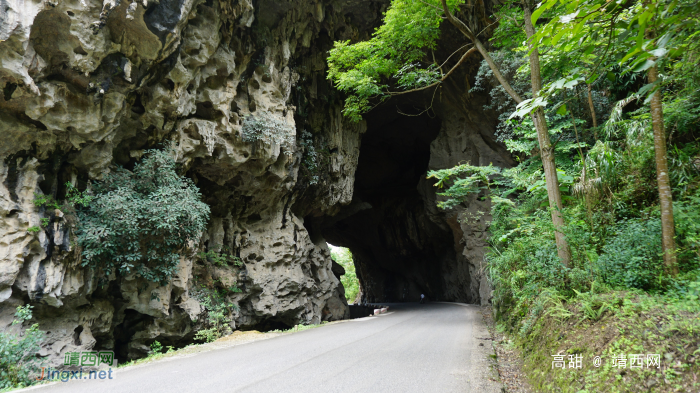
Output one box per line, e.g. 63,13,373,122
191,287,238,342
149,340,163,354
241,111,295,155
198,246,244,268
299,130,330,186
0,306,44,390
75,150,210,284
33,193,61,210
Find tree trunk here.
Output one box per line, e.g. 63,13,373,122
648,64,678,274
440,0,571,266
587,83,598,138
439,0,523,104
523,3,572,267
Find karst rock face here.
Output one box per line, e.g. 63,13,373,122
0,0,511,362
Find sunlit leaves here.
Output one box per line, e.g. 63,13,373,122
428,163,505,209
395,63,441,90
531,0,699,101
327,0,465,121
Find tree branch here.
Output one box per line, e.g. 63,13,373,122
387,47,478,96
440,0,524,103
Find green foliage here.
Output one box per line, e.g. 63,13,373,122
490,3,527,51
39,218,50,228
26,226,41,234
198,248,244,268
529,0,700,105
65,182,93,207
299,130,325,185
76,150,210,284
13,305,33,325
0,306,44,390
241,111,295,154
597,218,665,290
394,63,441,90
330,246,360,303
428,163,505,209
674,195,700,265
574,290,615,322
150,340,163,354
327,0,464,121
33,193,60,210
191,286,238,342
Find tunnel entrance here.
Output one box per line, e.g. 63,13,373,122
320,106,476,304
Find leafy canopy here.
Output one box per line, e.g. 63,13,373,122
520,0,700,111
327,0,465,121
76,150,210,284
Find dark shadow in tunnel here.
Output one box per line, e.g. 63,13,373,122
318,107,470,304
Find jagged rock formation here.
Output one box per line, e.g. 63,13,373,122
0,0,391,361
0,0,511,363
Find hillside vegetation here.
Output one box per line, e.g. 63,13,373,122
330,246,360,303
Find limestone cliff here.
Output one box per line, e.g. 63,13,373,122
0,0,511,362
0,0,389,361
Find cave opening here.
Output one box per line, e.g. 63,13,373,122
320,106,475,305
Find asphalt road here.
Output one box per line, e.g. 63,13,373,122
28,303,502,393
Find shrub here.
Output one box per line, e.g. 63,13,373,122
191,287,237,342
597,218,664,291
150,340,163,354
76,150,210,284
674,195,700,269
241,111,295,155
0,305,44,390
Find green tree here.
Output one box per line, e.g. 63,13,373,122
76,150,210,284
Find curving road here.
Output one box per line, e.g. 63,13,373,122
28,303,502,393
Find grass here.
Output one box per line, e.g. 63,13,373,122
510,291,700,392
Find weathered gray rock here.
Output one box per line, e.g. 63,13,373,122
0,0,510,366
0,0,382,362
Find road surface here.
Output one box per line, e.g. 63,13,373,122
28,303,502,393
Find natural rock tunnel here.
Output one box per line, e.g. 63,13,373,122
313,85,514,305
319,107,460,303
